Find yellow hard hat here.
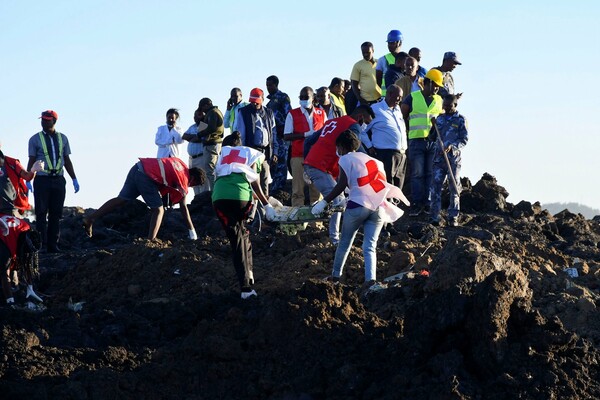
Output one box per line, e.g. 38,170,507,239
425,69,444,87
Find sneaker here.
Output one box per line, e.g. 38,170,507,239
241,290,257,299
448,218,459,227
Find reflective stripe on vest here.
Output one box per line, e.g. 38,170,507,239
380,53,397,97
408,91,443,139
157,160,168,186
38,131,64,174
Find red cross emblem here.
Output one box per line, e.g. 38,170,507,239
222,149,247,165
357,160,385,192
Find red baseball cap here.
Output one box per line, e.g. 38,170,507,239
249,88,264,104
40,110,58,120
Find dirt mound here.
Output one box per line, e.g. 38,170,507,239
1,173,600,399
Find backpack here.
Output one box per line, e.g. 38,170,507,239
4,157,31,212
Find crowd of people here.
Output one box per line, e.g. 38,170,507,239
0,29,469,302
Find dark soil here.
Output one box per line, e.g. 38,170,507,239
2,173,600,399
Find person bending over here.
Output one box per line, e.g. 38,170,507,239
83,157,205,240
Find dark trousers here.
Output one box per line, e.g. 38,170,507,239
33,175,66,250
375,148,407,190
213,199,254,290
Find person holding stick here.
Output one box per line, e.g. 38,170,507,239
429,93,468,226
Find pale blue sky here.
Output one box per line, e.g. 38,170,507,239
1,1,598,209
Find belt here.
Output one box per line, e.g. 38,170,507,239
190,153,203,159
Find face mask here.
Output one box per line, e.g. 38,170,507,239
299,100,311,108
361,123,368,131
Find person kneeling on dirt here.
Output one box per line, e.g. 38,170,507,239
0,215,43,306
83,158,205,240
212,132,280,299
311,130,409,283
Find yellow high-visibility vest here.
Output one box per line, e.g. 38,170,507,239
408,91,442,139
380,53,397,97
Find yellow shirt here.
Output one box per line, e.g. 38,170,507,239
350,59,381,102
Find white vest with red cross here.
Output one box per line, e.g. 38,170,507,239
338,152,408,221
215,146,265,183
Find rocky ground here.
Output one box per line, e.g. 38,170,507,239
1,173,600,399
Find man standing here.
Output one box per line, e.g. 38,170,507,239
408,47,428,78
433,52,462,97
395,56,424,101
361,85,407,190
27,110,79,253
351,42,381,106
316,87,344,119
234,88,276,196
265,75,292,194
303,106,374,244
223,88,247,134
328,77,346,115
182,109,209,195
376,29,403,96
196,98,224,191
400,70,444,216
284,86,326,206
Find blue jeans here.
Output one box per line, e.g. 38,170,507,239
409,139,436,207
332,206,384,281
304,165,343,242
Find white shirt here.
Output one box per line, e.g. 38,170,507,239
155,125,183,158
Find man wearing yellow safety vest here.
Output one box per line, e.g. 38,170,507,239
376,29,403,97
400,70,444,216
27,110,79,253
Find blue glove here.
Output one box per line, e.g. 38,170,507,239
26,181,33,194
73,179,80,193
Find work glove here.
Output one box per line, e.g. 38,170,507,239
268,197,284,209
26,181,33,194
188,229,198,240
73,179,80,193
303,172,313,185
264,204,277,221
30,160,44,173
311,199,328,216
331,196,347,209
26,285,43,303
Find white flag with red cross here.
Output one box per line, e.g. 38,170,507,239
339,152,409,222
215,146,265,183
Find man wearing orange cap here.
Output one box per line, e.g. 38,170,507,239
27,110,78,253
234,88,276,196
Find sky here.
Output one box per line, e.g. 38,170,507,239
1,1,599,210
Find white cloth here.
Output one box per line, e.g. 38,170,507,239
155,125,184,158
215,146,265,183
338,152,408,222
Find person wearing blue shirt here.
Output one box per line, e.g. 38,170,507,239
361,84,407,190
430,93,468,226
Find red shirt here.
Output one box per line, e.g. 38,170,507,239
304,116,357,178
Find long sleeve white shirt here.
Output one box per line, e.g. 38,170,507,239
155,125,184,158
